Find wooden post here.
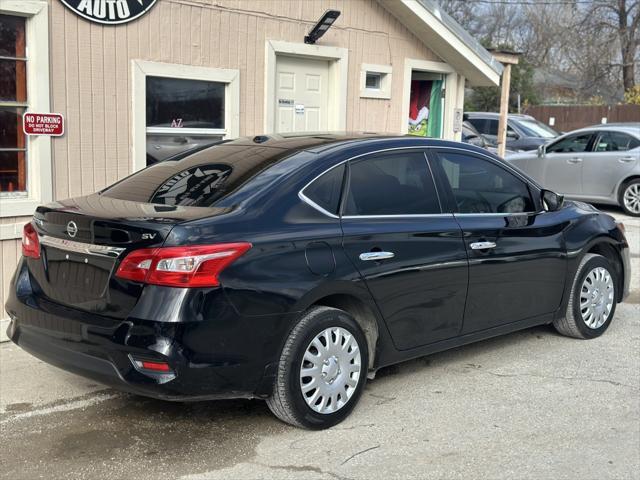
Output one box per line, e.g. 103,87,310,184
497,63,511,159
489,50,520,158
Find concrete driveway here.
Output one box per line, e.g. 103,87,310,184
1,206,638,480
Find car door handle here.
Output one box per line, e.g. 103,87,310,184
567,157,583,164
470,241,497,250
619,156,635,163
359,251,395,261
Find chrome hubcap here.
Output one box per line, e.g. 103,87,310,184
299,327,361,415
580,267,614,329
623,183,640,214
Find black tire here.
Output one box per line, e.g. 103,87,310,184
266,306,369,429
553,253,618,339
619,178,640,217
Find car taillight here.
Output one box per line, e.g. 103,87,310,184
115,243,251,287
22,223,40,259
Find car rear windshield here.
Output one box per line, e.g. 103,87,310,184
100,144,296,207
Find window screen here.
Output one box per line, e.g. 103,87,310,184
365,73,382,89
303,164,345,215
436,152,534,214
344,151,440,216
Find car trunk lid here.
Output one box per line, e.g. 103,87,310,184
28,194,229,318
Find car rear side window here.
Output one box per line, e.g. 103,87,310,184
594,131,640,152
344,151,441,216
435,151,534,214
302,164,345,216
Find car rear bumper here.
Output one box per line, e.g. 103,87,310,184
4,260,290,401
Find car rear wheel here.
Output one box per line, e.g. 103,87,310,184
266,306,368,429
620,179,640,217
553,253,617,339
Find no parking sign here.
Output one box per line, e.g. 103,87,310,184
22,113,64,136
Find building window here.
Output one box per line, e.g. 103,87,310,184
0,15,28,195
0,2,52,226
145,76,226,165
360,64,392,99
365,72,382,90
132,60,240,171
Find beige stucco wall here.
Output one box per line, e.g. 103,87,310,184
0,0,457,323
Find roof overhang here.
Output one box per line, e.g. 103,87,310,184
381,0,503,87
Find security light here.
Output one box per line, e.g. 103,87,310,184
304,10,341,44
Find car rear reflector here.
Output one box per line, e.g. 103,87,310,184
22,223,41,259
115,243,252,287
139,360,171,372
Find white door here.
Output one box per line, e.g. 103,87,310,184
275,56,330,133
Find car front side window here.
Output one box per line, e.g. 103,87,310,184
546,133,594,154
344,151,441,216
435,151,535,214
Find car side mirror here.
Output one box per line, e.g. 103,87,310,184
537,144,546,157
541,189,564,212
506,130,519,139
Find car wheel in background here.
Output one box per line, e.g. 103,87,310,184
619,179,640,217
553,253,618,339
266,306,368,429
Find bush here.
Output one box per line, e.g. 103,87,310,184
623,85,640,105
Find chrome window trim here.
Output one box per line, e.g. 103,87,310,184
453,212,538,217
342,213,453,220
39,235,126,258
297,144,544,219
297,190,340,219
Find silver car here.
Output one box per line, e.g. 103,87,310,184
506,123,640,216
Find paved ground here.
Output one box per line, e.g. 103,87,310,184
1,206,639,480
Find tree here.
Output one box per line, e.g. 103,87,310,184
465,55,540,112
608,0,639,92
438,0,640,104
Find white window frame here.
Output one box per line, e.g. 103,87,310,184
360,63,392,99
0,1,52,226
264,40,348,134
132,60,240,172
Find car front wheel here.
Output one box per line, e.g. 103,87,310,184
266,306,368,429
553,253,618,339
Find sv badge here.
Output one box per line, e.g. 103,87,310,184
141,233,156,240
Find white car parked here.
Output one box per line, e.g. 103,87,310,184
506,123,640,216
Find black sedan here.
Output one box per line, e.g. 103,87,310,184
5,134,631,429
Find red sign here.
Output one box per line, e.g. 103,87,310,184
23,113,64,136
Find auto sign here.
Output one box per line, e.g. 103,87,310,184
59,0,158,25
